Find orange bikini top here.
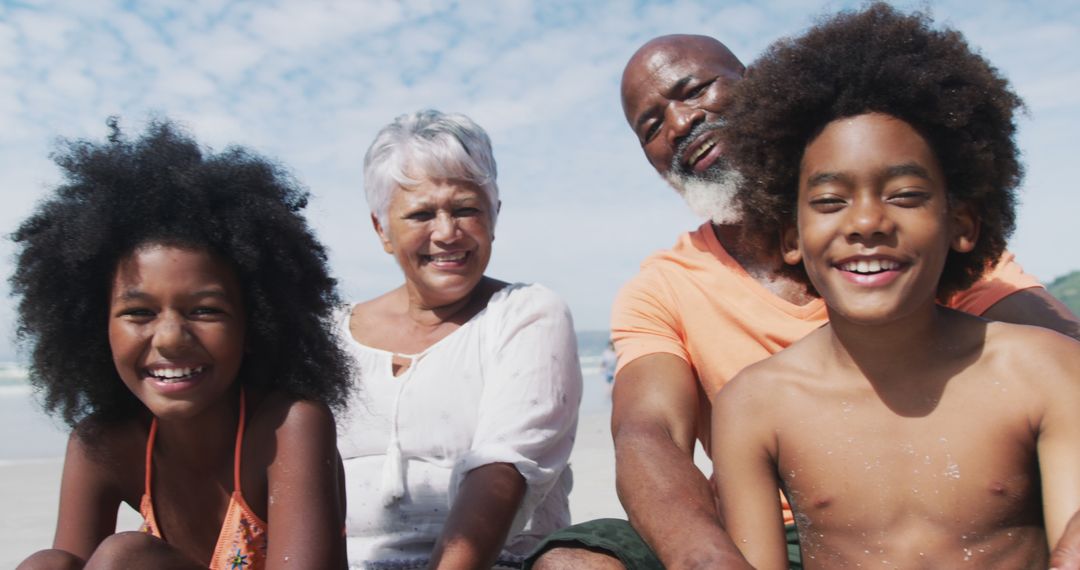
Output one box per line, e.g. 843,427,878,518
139,390,268,569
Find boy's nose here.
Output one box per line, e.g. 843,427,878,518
845,199,895,239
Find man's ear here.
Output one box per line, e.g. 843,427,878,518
781,223,803,266
949,202,979,254
372,213,393,254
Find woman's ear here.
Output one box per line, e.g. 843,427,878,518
781,223,803,266
949,202,979,254
372,213,393,254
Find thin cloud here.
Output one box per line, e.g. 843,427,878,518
0,0,1075,357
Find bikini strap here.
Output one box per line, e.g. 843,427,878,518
144,417,158,496
233,388,247,494
145,389,247,497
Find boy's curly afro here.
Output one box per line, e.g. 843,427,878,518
723,2,1023,299
11,118,352,429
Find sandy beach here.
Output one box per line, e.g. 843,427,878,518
0,372,711,567
0,411,610,566
0,409,711,566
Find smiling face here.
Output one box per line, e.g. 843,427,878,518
621,35,743,178
783,113,977,325
375,177,494,308
108,244,246,421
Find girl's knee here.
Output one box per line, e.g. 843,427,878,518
16,549,85,570
83,532,160,569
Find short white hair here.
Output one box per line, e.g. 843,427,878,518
363,109,499,228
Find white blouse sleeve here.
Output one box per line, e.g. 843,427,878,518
448,284,583,531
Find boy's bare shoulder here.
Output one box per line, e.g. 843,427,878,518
717,328,832,412
983,319,1080,389
732,326,831,384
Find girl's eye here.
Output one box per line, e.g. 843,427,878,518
191,306,224,316
808,196,846,212
118,308,155,320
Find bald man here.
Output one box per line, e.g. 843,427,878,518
526,35,1080,570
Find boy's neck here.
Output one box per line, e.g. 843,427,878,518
824,302,965,404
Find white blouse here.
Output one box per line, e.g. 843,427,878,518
337,283,583,569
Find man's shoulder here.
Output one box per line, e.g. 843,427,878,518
621,224,730,290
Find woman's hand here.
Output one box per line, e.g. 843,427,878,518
429,463,526,569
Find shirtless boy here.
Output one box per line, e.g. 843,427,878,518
711,4,1080,568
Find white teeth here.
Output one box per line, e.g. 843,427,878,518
430,252,466,262
841,259,900,274
149,366,204,382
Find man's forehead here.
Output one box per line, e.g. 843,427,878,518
622,36,740,99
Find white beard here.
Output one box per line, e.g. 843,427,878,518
664,168,745,225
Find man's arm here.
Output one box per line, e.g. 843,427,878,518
981,288,1080,341
612,353,752,570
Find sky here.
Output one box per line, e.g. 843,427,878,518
0,0,1078,351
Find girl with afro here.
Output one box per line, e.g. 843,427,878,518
711,3,1080,568
14,119,351,569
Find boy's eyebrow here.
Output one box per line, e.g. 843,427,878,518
884,162,932,180
805,163,933,189
805,171,849,188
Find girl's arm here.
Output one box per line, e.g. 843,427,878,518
51,430,127,559
264,398,346,569
711,373,788,570
429,463,526,569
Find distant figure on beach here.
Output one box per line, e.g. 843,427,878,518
710,4,1080,567
528,16,1080,570
13,119,351,569
338,109,581,569
601,340,617,395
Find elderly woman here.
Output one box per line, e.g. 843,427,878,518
337,110,582,569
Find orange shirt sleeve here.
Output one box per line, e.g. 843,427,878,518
610,267,689,376
946,251,1043,316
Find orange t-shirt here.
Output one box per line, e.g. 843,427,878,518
610,223,1043,523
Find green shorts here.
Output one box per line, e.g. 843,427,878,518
523,518,802,570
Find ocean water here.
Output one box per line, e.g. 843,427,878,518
0,330,614,462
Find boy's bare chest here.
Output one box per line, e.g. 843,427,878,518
775,383,1040,534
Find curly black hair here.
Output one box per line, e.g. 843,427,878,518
10,118,352,430
723,2,1023,299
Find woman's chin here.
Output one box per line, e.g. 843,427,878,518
412,273,485,303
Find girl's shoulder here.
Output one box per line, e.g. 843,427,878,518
67,416,151,504
244,390,337,454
